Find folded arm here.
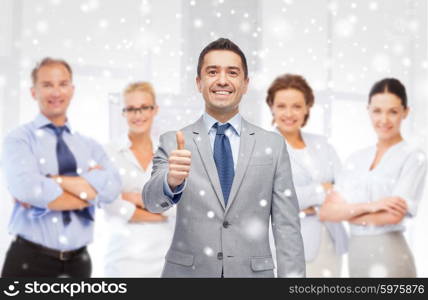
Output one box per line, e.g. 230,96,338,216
51,175,97,200
80,141,122,206
348,211,405,226
47,191,90,211
2,135,63,208
319,191,408,223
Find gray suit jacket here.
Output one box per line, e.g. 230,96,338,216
143,116,305,277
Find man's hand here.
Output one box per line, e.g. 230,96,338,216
167,131,191,190
301,206,317,215
14,198,31,209
88,165,103,172
47,192,90,211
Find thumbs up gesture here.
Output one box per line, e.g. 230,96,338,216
167,131,192,190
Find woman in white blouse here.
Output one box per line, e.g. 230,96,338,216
266,74,348,277
103,82,175,277
319,78,427,277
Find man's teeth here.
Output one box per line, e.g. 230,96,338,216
214,91,231,95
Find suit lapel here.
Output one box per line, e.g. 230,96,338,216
225,118,256,214
192,117,226,210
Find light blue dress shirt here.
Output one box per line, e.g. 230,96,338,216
163,112,241,200
1,114,121,251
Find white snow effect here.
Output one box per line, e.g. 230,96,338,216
36,21,48,34
322,268,332,277
119,168,126,176
59,235,68,245
199,190,205,196
39,158,46,165
284,189,292,197
334,18,355,38
259,199,268,207
35,129,44,137
80,0,99,13
369,263,387,277
119,207,128,215
98,19,108,29
243,218,264,240
203,247,214,256
79,192,88,200
193,19,203,28
372,53,391,73
369,1,378,11
140,0,152,15
207,211,215,218
266,19,294,41
33,186,42,197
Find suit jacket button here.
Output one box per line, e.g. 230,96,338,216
223,221,230,228
217,252,223,260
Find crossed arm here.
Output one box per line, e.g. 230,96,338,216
318,190,408,226
114,192,167,223
16,174,98,211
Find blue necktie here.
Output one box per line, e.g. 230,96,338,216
47,124,93,226
213,123,234,206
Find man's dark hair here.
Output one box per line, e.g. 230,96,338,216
197,38,248,79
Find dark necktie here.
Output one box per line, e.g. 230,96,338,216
47,124,93,226
213,123,235,206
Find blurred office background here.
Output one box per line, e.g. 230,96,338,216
0,0,427,276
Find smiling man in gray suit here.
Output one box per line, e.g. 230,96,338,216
143,38,305,278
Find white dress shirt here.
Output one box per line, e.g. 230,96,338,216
103,135,176,277
336,141,427,236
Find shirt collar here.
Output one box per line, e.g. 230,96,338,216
203,112,241,137
34,113,74,134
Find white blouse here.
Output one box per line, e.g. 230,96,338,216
102,136,176,277
278,130,348,261
336,141,427,236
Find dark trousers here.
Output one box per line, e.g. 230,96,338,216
1,237,91,278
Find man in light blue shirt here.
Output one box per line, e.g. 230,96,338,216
1,57,121,277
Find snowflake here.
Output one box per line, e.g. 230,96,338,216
119,207,128,215
203,247,214,256
369,263,387,277
369,1,378,11
193,19,203,28
35,22,48,35
59,235,68,245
